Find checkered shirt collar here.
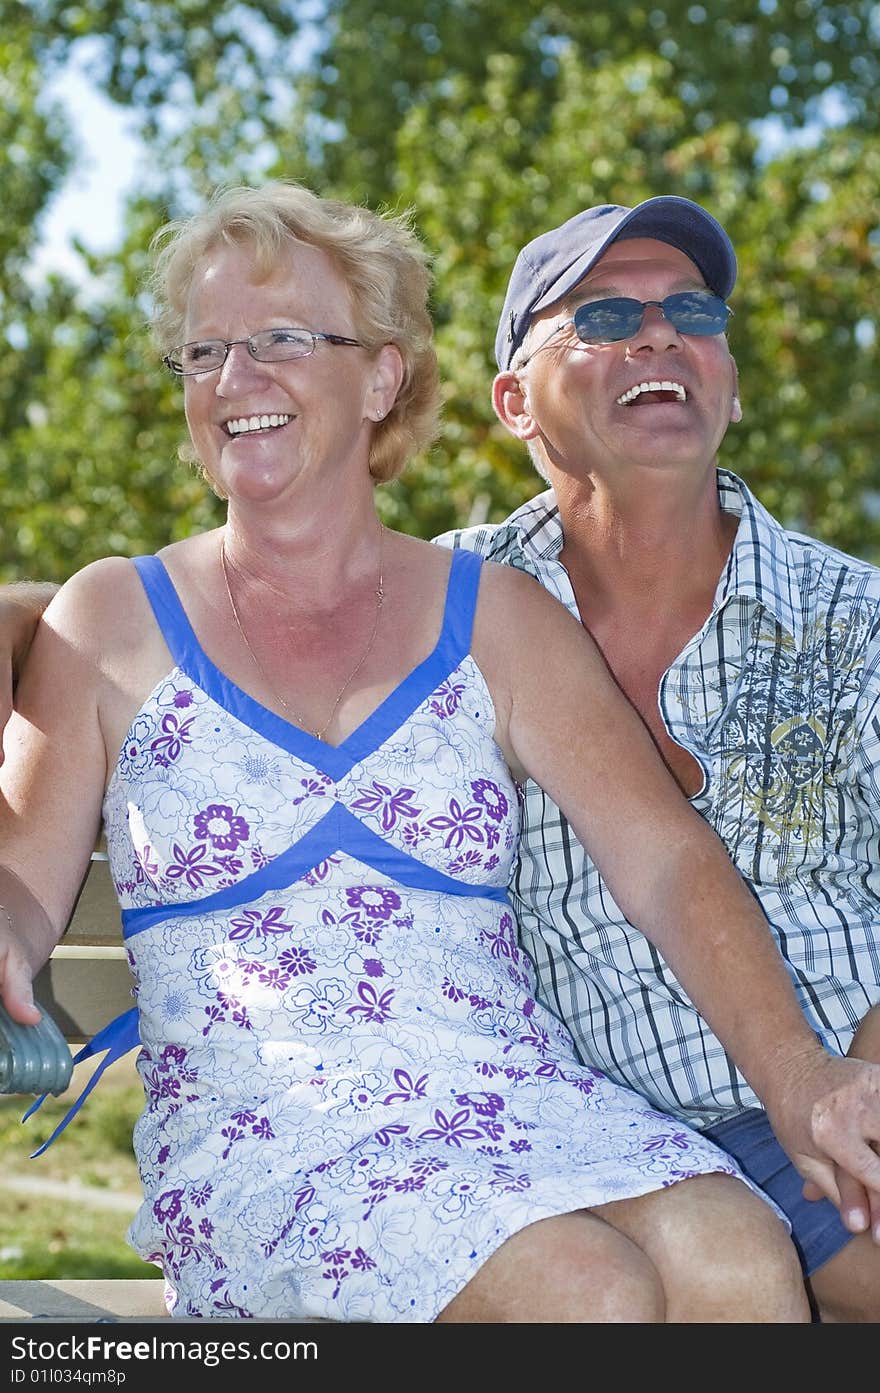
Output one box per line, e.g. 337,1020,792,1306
502,470,805,644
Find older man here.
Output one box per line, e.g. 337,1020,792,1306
435,196,880,1322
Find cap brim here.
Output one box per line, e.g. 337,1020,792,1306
530,197,736,318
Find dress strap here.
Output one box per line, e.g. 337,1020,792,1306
134,550,484,671
440,549,483,659
132,554,204,673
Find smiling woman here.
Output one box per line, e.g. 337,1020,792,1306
175,237,398,508
0,180,818,1325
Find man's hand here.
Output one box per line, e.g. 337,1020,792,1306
800,1006,880,1239
0,582,59,758
766,1048,880,1243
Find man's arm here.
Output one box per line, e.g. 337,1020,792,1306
0,582,60,748
477,563,880,1238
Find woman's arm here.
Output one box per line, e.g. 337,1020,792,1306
476,562,880,1231
0,564,136,1023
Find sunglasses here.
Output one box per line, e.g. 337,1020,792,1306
570,291,732,344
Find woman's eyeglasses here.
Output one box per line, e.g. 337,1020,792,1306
164,327,364,376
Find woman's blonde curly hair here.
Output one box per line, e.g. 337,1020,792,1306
148,179,440,485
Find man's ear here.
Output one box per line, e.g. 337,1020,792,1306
729,357,742,423
492,370,541,440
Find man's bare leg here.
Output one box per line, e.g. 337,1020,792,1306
809,1235,880,1322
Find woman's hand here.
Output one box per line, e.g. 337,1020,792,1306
0,929,42,1026
0,866,60,1026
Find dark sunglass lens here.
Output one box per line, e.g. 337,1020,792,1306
573,298,644,343
664,293,729,335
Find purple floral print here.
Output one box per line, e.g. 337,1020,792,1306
470,779,508,822
344,886,401,920
351,782,421,830
149,712,196,763
193,804,250,851
427,798,485,849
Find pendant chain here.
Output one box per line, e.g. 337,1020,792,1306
220,526,385,742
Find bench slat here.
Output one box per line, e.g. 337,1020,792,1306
61,851,125,947
33,955,134,1043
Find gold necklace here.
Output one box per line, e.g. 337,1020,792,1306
220,527,385,742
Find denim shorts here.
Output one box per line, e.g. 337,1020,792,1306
702,1108,853,1278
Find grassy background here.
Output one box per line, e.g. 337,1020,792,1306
0,1054,160,1281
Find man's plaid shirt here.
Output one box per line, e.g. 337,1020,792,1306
435,469,880,1128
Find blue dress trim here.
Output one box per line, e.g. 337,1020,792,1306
23,1008,140,1156
131,548,483,781
122,805,507,939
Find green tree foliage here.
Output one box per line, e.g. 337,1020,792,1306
733,131,880,549
3,198,223,580
387,48,880,555
27,0,300,120
1,0,878,580
0,18,70,286
305,0,880,200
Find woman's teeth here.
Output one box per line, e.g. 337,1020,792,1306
226,413,293,435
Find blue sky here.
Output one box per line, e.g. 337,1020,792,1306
32,15,320,286
32,64,143,283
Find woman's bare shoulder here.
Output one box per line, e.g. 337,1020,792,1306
49,534,211,625
41,553,177,666
46,555,146,618
475,557,572,629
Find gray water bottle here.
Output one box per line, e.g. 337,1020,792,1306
0,1001,73,1096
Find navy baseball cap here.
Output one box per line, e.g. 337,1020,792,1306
495,195,736,370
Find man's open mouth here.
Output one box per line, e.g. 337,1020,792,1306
616,381,687,406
